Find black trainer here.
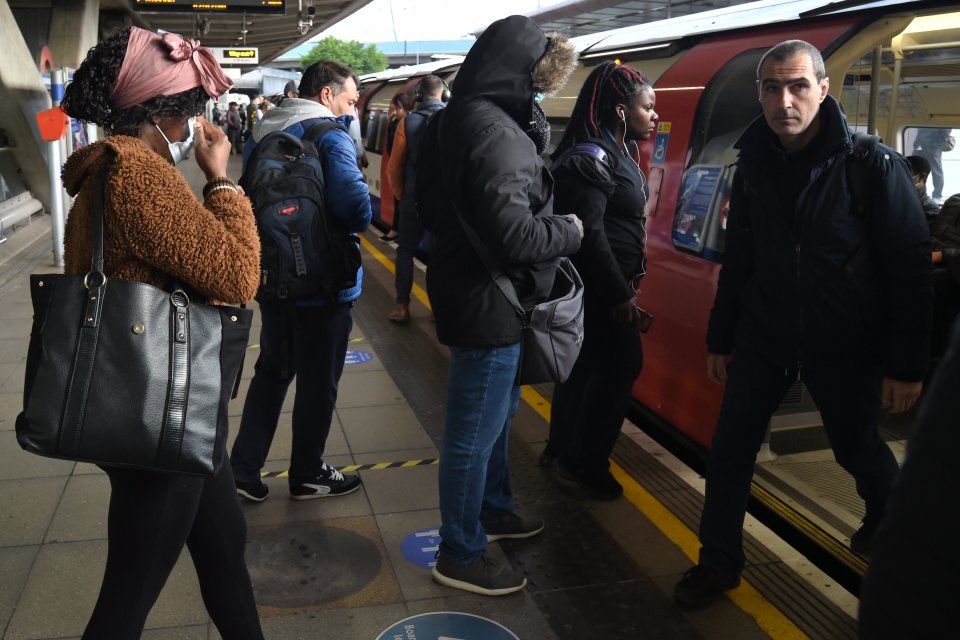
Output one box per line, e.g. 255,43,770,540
432,553,526,596
482,512,545,542
236,478,269,502
673,564,741,610
850,520,879,557
289,463,361,500
553,458,623,500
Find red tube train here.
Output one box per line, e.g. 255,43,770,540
358,0,960,581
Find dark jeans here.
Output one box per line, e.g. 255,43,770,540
394,200,425,304
698,352,899,575
83,461,263,640
548,299,644,473
230,301,352,486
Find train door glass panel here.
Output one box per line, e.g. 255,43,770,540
904,127,957,200
672,49,764,261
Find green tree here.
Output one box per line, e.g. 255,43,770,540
300,37,388,75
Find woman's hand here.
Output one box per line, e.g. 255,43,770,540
612,297,640,328
193,116,232,181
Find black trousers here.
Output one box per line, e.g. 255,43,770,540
548,297,644,474
230,301,352,486
83,460,263,640
698,351,899,575
394,199,425,304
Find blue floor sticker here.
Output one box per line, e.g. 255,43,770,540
344,350,374,365
376,612,520,640
400,528,441,568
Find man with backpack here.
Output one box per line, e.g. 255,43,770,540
673,40,932,610
231,60,371,502
386,75,447,323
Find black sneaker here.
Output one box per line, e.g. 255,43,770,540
553,458,623,500
236,478,269,502
850,520,879,557
432,553,526,596
482,512,545,542
673,564,741,610
289,463,361,500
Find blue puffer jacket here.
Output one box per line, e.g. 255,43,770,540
244,99,372,305
707,96,932,381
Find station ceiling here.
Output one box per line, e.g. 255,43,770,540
499,0,749,38
102,0,375,65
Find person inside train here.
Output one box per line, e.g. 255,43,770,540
906,154,942,220
542,61,658,500
913,127,953,203
58,26,264,639
673,39,932,610
380,90,413,241
415,15,582,596
386,75,448,323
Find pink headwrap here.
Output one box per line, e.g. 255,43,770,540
111,27,233,110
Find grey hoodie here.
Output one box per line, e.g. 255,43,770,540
251,97,338,143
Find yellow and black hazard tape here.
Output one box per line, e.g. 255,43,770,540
260,458,438,478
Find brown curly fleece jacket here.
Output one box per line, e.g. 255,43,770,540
62,136,260,305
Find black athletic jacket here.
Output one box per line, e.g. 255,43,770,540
707,96,932,381
423,16,581,347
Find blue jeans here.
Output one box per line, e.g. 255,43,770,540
698,351,898,575
230,301,352,486
438,344,522,563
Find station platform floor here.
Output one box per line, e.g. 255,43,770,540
0,154,859,640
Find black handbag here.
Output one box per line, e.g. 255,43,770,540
15,165,253,476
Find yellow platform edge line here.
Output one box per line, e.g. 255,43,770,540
359,233,432,309
529,383,810,640
358,238,810,639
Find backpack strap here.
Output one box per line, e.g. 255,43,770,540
846,131,880,217
572,142,609,165
302,119,347,145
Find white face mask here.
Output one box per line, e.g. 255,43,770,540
155,116,196,166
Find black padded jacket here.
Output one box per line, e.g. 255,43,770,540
422,15,581,347
706,96,932,381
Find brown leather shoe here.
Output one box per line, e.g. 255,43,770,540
388,304,410,323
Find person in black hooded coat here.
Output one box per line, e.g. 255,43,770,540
417,15,582,597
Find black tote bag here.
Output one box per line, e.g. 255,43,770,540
15,165,252,476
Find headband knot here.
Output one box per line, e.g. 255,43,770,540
162,33,199,62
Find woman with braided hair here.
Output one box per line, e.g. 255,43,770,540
543,61,658,499
60,26,264,639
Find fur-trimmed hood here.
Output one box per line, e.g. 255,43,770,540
454,15,576,127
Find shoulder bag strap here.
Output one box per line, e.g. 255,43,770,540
436,113,526,321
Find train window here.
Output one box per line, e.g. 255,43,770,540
904,126,957,202
673,49,765,261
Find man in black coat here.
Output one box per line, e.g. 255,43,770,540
417,15,582,596
673,39,932,610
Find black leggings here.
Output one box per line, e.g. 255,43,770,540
82,459,264,640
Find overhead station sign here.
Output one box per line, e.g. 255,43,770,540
211,47,259,65
131,0,285,14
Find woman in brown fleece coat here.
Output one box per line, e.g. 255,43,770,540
60,27,264,640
